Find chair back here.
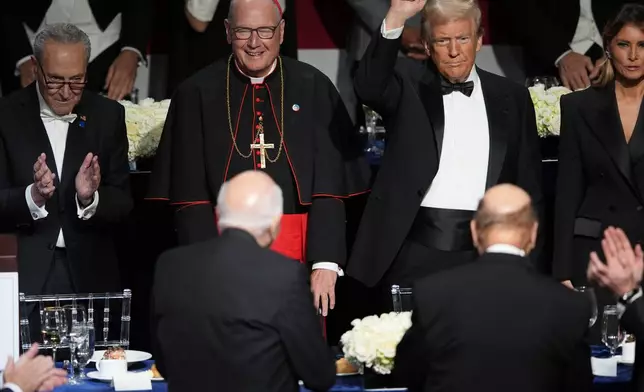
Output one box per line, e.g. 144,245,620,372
19,289,132,353
391,284,413,312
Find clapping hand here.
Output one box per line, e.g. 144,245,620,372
587,227,644,296
75,153,101,206
31,153,56,207
387,0,427,29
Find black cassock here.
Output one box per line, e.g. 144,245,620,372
149,55,370,266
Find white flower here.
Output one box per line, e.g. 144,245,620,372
119,99,171,161
528,83,571,137
340,311,412,375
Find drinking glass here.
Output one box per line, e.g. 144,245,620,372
574,286,598,327
63,305,88,384
41,307,66,363
602,305,625,356
70,323,94,381
526,76,560,88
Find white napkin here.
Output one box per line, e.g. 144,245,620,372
112,372,152,391
591,356,618,377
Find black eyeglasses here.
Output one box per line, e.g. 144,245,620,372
37,63,87,93
230,21,282,40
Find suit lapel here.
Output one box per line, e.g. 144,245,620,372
478,69,508,189
418,72,445,157
584,86,638,194
60,101,91,201
19,85,60,185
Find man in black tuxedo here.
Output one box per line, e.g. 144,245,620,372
347,0,543,301
2,0,151,100
494,0,629,90
0,23,132,297
152,171,336,392
0,344,67,392
394,184,592,392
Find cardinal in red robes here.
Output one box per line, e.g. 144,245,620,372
148,0,370,317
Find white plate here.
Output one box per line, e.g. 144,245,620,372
90,350,152,363
336,372,360,376
86,371,163,382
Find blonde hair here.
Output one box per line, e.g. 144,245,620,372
421,0,483,41
593,56,614,88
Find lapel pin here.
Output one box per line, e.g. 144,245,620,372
292,104,300,112
78,115,86,128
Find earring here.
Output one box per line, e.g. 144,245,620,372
605,50,611,59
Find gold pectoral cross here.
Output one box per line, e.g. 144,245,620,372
250,133,275,169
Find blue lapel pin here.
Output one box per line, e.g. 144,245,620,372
78,115,86,128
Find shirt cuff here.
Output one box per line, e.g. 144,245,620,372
25,184,48,220
14,55,32,76
121,47,146,67
554,49,572,66
4,383,24,392
312,262,344,277
185,0,220,22
76,191,99,220
381,19,404,40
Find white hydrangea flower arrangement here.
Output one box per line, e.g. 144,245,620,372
528,84,571,137
119,98,171,161
340,312,412,375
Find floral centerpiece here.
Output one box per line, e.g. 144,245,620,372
118,98,170,167
528,83,571,138
340,312,412,376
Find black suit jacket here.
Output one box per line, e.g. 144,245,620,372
0,84,132,295
553,83,644,282
492,0,629,76
152,229,336,392
346,32,544,287
394,252,593,392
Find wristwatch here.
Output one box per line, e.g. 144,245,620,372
619,287,643,305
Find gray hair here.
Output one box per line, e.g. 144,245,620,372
421,0,483,41
216,179,283,234
227,0,283,23
33,23,91,64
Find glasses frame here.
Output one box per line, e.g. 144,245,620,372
37,62,87,93
229,20,283,40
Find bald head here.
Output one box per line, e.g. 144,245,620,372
228,0,283,22
216,171,283,235
471,184,538,253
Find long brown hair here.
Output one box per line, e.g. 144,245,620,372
595,3,644,87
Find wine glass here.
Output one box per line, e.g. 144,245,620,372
525,76,560,88
41,307,66,363
574,286,598,327
63,305,89,384
602,305,625,356
70,323,94,381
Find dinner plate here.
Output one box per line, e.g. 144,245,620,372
86,371,163,381
90,350,152,363
336,372,360,376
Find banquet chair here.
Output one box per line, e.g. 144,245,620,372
391,285,413,312
18,289,132,353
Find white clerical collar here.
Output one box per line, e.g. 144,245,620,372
485,243,526,257
234,59,277,84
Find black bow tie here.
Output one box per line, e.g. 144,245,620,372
440,79,474,97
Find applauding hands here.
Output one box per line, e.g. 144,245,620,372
31,153,56,207
75,153,101,207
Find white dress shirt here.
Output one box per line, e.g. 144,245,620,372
0,377,23,392
17,0,143,71
555,0,603,65
383,20,490,212
485,243,526,257
185,0,287,22
25,85,99,248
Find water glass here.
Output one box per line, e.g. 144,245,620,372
574,286,598,327
602,305,625,356
41,307,66,363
